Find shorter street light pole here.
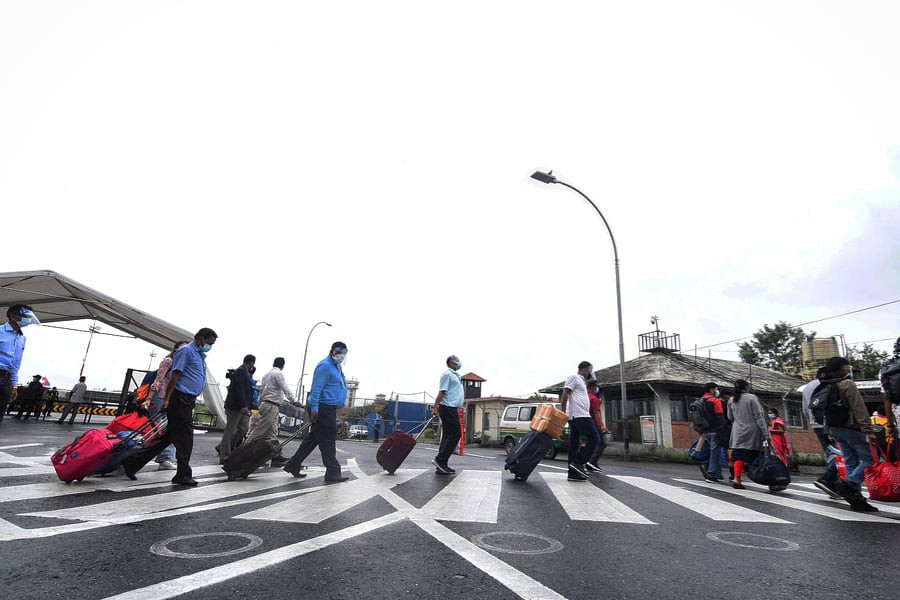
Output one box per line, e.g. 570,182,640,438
79,323,101,378
530,170,630,460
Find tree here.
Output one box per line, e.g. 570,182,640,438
528,392,551,402
738,321,812,374
846,343,889,379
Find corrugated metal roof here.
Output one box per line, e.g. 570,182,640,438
539,351,804,396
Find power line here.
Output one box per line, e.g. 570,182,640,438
43,324,135,339
694,299,900,351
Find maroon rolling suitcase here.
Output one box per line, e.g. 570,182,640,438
376,417,435,474
222,421,311,481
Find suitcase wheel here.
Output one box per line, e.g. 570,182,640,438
77,477,84,482
226,473,237,482
241,474,249,480
514,475,527,482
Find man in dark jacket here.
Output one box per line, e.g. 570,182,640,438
880,337,900,437
700,382,727,483
824,356,879,512
20,375,44,419
219,354,255,462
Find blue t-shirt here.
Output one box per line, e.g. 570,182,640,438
439,369,463,408
170,342,207,397
0,322,26,385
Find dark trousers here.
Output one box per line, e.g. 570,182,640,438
590,428,607,463
123,390,196,478
436,404,461,465
0,372,10,422
285,404,341,478
568,417,599,466
58,402,84,423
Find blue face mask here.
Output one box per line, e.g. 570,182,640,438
714,390,720,398
200,343,212,353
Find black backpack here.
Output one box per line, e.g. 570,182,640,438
808,381,849,426
689,397,712,433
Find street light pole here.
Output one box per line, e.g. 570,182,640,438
530,170,630,460
296,321,332,404
79,323,101,378
147,350,158,371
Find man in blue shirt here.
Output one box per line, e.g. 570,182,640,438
0,304,40,424
284,341,350,483
431,355,463,474
123,327,217,486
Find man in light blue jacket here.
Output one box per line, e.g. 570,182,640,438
284,341,350,483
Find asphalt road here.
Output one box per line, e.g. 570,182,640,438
1,418,897,600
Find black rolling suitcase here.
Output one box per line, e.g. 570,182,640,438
504,430,554,482
222,421,311,481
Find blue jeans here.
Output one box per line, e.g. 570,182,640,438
829,426,873,488
812,427,838,485
148,394,176,463
568,417,599,466
704,431,721,477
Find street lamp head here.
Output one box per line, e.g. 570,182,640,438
530,170,558,184
325,322,332,327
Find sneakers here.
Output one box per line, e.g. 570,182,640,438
567,466,588,482
813,479,842,500
569,463,589,478
833,480,859,500
732,481,745,490
849,498,879,512
704,476,721,484
433,459,454,474
157,461,176,471
699,464,708,478
584,462,602,473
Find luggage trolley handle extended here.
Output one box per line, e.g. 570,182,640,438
275,420,313,452
408,415,437,442
112,414,168,451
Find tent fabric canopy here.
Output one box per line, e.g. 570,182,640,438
0,270,225,426
0,269,193,348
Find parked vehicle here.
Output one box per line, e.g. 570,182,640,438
349,424,368,439
499,403,569,460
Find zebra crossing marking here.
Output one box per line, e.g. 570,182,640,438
675,479,899,523
539,472,654,524
418,469,502,523
610,475,792,523
235,468,423,524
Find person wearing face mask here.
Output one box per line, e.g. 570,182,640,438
283,341,350,483
767,407,791,465
123,327,217,486
140,340,191,470
431,355,464,474
219,354,257,463
700,382,727,484
0,304,40,424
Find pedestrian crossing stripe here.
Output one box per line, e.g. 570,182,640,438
540,472,654,524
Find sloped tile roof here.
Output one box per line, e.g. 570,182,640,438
461,372,486,382
539,352,804,396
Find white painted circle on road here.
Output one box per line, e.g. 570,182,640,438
706,531,799,551
473,531,564,555
150,532,263,559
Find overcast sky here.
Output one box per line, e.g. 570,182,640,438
2,2,898,401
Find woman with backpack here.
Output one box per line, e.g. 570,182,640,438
726,379,770,489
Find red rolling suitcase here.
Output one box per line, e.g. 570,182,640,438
376,417,435,474
222,421,311,481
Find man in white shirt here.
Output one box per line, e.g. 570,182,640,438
560,361,599,482
245,357,296,464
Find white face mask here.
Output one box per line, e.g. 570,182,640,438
767,413,776,419
333,353,346,364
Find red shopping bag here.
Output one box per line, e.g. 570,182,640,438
106,412,149,434
864,443,900,502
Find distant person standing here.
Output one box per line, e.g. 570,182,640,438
245,356,296,464
767,407,791,464
58,376,88,425
219,354,256,462
0,304,40,424
20,374,44,419
431,355,464,475
283,342,350,483
123,327,218,486
880,337,900,440
561,361,599,482
43,387,59,418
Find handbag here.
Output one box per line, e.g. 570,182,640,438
688,437,709,462
864,443,900,502
748,441,791,487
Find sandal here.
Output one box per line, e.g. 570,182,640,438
732,481,745,490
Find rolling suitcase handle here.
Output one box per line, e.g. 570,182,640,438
410,415,437,441
112,414,168,451
274,420,313,452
